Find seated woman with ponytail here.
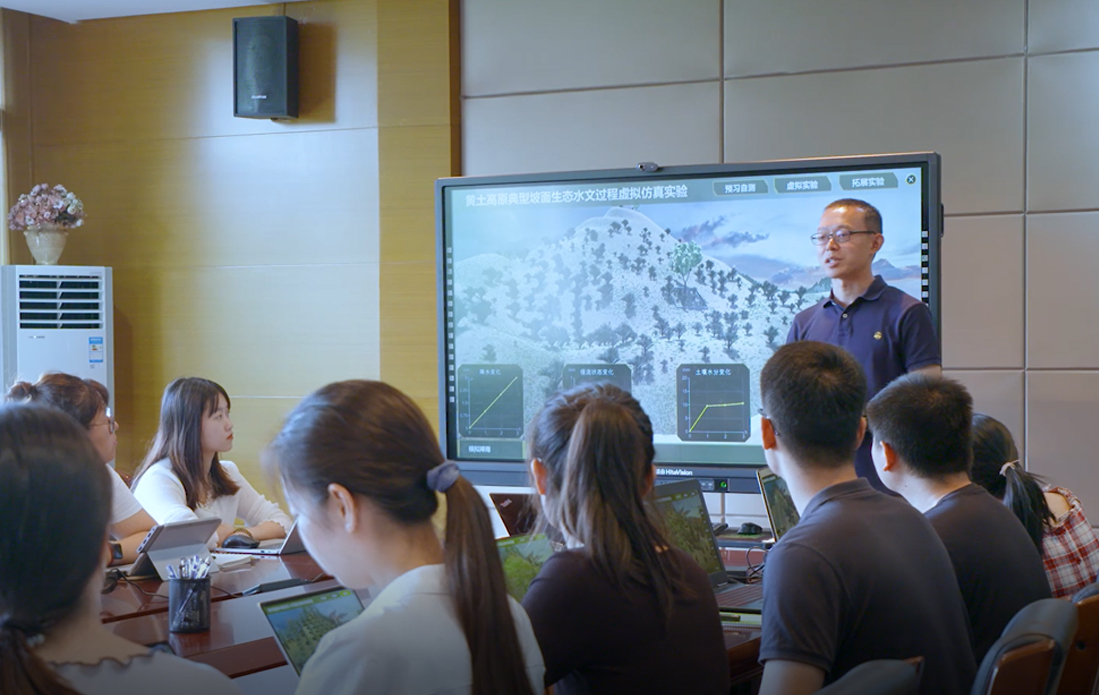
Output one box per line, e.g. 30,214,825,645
6,373,156,564
970,413,1099,597
263,380,544,695
0,403,241,695
522,383,729,694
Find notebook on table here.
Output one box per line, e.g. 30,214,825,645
651,479,764,613
756,466,800,544
218,521,306,556
259,587,365,675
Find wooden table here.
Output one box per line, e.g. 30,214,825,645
102,553,764,689
101,553,327,622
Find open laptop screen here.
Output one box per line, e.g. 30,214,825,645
260,587,365,674
651,480,724,577
757,466,800,541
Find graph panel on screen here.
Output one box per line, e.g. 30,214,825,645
677,364,751,442
437,153,942,487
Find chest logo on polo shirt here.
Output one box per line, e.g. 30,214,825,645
873,331,883,340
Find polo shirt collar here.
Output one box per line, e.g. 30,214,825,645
802,477,875,518
822,274,887,308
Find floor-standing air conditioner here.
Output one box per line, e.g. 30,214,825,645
1,265,113,400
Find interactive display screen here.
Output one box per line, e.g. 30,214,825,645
437,153,941,488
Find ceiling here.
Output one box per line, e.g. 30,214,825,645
1,1,284,23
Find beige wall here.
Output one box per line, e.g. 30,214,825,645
461,0,1099,518
6,0,455,493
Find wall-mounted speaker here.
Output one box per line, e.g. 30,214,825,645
233,16,299,119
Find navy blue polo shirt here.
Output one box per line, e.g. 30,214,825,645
786,276,941,488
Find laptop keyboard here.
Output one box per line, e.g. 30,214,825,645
716,583,763,607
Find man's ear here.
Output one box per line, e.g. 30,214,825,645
761,417,777,451
871,232,885,254
530,458,549,496
327,483,359,533
880,441,900,472
856,416,868,448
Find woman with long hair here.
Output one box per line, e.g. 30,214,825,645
132,377,290,547
0,403,242,695
263,380,543,695
970,413,1099,597
6,372,155,564
523,383,728,694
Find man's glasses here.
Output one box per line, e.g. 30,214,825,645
91,407,118,434
810,230,877,245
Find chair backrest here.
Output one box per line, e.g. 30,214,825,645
1056,583,1099,695
816,660,920,695
972,598,1079,695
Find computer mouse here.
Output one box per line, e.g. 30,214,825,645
222,533,260,549
738,522,763,536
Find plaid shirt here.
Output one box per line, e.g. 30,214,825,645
1042,487,1099,598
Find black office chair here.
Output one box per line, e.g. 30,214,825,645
972,598,1079,695
1056,582,1099,695
816,660,920,695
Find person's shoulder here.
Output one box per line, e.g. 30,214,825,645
879,283,930,313
218,459,240,475
145,651,242,690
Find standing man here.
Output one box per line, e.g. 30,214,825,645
786,198,941,491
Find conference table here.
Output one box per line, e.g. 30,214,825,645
100,549,765,690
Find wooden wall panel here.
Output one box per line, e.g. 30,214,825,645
11,0,385,493
6,0,457,478
29,0,378,147
32,129,380,269
377,0,458,431
3,9,33,265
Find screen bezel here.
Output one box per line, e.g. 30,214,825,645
436,152,942,490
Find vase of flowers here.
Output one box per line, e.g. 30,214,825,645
8,184,86,265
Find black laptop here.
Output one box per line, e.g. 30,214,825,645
652,479,764,613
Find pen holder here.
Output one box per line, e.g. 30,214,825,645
168,577,211,633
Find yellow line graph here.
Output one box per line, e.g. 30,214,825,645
469,376,520,429
689,401,745,432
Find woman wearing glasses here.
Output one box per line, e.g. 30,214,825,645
6,372,155,563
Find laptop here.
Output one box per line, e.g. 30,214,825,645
497,533,555,601
259,587,365,675
218,521,306,556
122,518,250,580
651,479,764,613
756,466,800,544
490,493,538,537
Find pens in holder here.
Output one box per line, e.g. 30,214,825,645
169,554,212,633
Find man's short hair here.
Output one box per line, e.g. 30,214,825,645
760,342,867,469
866,374,973,478
824,198,882,235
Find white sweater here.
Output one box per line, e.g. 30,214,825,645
133,459,292,538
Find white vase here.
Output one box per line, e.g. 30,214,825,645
24,227,69,265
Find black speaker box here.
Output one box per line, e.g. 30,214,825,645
233,16,299,119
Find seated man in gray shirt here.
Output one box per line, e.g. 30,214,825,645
757,342,975,695
867,374,1051,663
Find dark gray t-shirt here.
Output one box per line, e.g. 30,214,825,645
926,484,1052,664
522,547,729,695
760,478,976,695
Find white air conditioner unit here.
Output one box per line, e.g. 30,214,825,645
0,265,113,401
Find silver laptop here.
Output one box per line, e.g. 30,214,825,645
756,466,800,543
218,521,306,556
651,479,764,613
123,517,221,580
260,587,365,675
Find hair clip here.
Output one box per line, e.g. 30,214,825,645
999,460,1020,476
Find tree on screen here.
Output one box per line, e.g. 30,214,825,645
671,241,703,291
